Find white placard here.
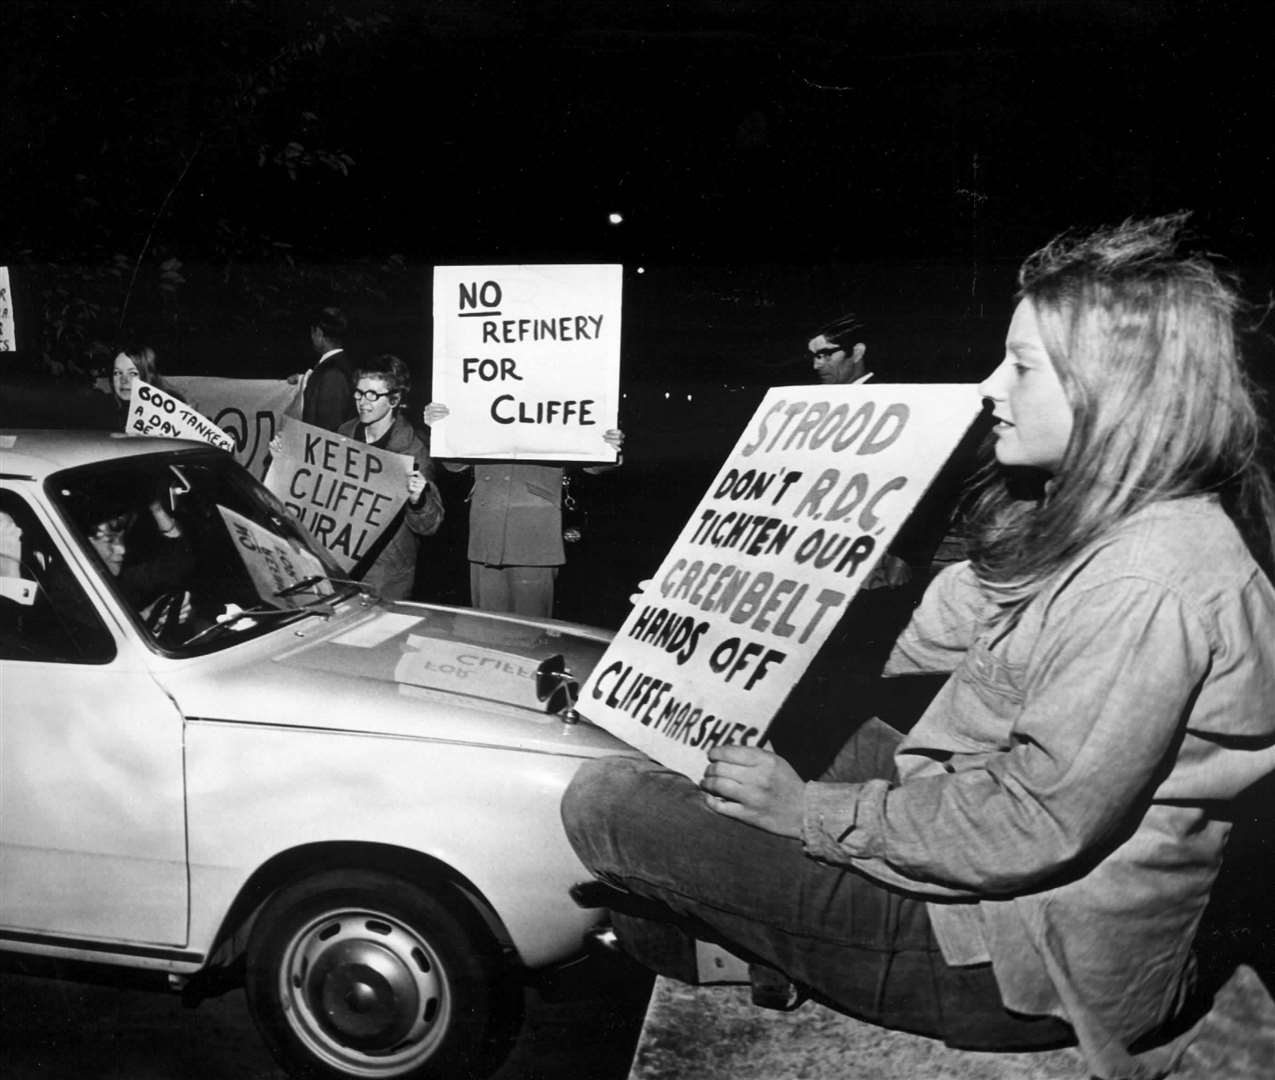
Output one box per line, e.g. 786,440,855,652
126,380,235,452
579,384,982,780
217,505,330,605
430,264,622,461
394,637,543,707
0,267,14,352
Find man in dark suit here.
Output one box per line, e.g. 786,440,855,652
301,306,358,431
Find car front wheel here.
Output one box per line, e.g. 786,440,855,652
244,869,519,1079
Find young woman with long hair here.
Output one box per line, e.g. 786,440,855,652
561,214,1275,1080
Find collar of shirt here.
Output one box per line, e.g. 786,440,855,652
318,347,344,363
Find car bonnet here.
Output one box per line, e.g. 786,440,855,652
269,603,611,718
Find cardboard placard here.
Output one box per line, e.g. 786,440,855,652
579,384,982,780
430,264,622,461
125,380,236,452
217,505,330,605
394,638,543,707
263,419,413,573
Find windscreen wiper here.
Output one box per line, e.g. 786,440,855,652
180,598,333,647
275,575,378,601
275,575,329,598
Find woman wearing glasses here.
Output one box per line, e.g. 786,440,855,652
338,355,444,600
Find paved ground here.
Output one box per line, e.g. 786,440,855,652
629,966,1275,1080
0,952,653,1080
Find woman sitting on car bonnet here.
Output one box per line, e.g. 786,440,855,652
561,214,1275,1080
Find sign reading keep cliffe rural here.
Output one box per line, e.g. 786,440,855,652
126,379,236,452
579,384,982,780
263,419,414,573
430,264,622,462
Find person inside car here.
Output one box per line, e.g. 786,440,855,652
81,495,196,640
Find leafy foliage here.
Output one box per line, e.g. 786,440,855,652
4,0,399,375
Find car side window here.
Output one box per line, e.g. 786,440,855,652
0,490,115,664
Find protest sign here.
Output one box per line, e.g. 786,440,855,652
0,267,15,351
263,419,413,573
126,380,236,452
394,639,543,708
579,383,982,780
217,505,330,606
168,375,304,479
431,264,622,461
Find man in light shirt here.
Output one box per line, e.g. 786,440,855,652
807,312,870,385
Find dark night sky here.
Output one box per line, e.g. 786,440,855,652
4,0,1272,263
2,0,1273,388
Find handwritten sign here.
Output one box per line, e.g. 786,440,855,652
431,264,622,461
394,639,543,707
0,267,15,352
217,505,330,605
579,384,981,779
263,419,413,573
167,376,304,479
126,380,235,451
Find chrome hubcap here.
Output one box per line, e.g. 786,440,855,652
281,908,449,1075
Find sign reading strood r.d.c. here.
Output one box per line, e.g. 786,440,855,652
430,264,622,462
578,383,982,781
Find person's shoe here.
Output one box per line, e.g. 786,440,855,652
748,963,808,1011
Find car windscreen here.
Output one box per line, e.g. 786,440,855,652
48,450,354,655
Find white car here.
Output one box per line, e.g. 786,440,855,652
0,429,635,1079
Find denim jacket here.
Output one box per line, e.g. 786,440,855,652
801,496,1275,1079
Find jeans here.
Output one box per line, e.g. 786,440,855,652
561,719,1074,1051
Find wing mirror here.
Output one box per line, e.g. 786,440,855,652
535,654,580,723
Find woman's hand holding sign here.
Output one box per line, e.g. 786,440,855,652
422,403,450,426
406,467,428,505
700,744,805,839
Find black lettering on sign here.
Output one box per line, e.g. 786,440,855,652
458,280,502,316
489,396,596,425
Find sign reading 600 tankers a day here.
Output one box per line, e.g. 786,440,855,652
431,265,622,462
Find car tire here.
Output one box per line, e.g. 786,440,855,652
244,869,521,1080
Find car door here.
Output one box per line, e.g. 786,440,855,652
0,487,188,947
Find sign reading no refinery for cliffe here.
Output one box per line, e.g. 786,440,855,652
580,384,982,780
126,379,236,452
430,264,622,462
263,419,413,573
